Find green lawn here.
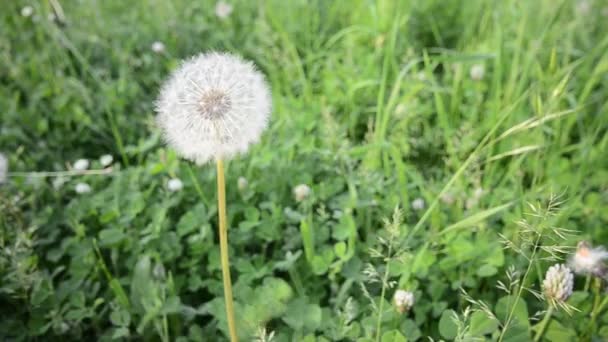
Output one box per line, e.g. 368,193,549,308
1,0,607,341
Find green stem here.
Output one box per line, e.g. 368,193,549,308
533,306,553,342
375,244,392,342
216,159,238,342
587,278,607,335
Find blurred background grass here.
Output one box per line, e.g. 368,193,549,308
1,0,607,341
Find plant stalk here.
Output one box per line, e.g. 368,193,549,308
216,159,238,342
533,306,553,342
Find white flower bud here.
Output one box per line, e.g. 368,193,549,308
151,41,165,54
237,176,248,191
215,1,233,19
293,184,311,202
412,198,425,211
393,289,415,313
167,178,183,192
543,264,573,304
75,182,92,194
73,159,90,171
470,64,485,81
21,6,34,17
99,154,114,167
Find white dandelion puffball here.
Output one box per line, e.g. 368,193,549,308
293,184,311,202
21,6,34,17
0,153,7,183
73,159,90,171
167,178,184,192
156,52,271,164
569,241,608,277
151,41,165,54
99,154,114,167
543,264,573,304
393,289,415,313
412,198,425,211
237,176,248,191
75,182,92,194
215,1,233,19
470,64,485,81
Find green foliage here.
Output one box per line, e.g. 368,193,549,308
1,0,608,341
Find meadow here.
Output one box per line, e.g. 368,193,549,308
1,0,608,341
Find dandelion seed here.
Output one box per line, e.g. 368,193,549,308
167,178,183,192
75,182,92,194
293,184,311,202
543,264,573,305
99,154,114,167
151,41,165,54
569,241,608,278
155,52,271,164
0,153,7,183
73,159,89,171
412,198,425,211
470,64,485,81
393,289,415,313
215,1,233,19
237,176,248,191
21,6,33,17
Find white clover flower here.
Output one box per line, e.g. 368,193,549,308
0,153,7,183
470,64,485,81
237,176,248,191
576,0,591,15
569,241,608,277
293,184,311,202
543,264,574,304
21,6,34,17
215,1,233,19
412,198,425,211
156,52,271,165
167,178,183,192
440,192,455,205
75,182,92,194
393,289,415,313
151,41,165,54
99,154,114,167
73,159,90,171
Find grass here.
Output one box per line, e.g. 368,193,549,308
1,0,607,341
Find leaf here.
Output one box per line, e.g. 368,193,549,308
477,264,498,277
543,319,576,342
469,311,499,336
98,228,126,246
439,309,458,339
283,297,322,332
440,202,513,235
381,330,408,342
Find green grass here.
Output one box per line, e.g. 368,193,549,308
1,0,607,341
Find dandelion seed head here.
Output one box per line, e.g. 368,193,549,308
470,64,485,81
215,1,233,19
569,241,608,277
21,6,33,17
167,178,183,192
393,289,415,313
237,176,248,191
293,184,311,202
73,159,90,171
151,41,165,54
543,264,573,304
100,154,114,167
75,182,92,194
156,52,271,164
0,153,7,183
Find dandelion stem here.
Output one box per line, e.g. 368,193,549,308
216,159,238,342
533,306,553,342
